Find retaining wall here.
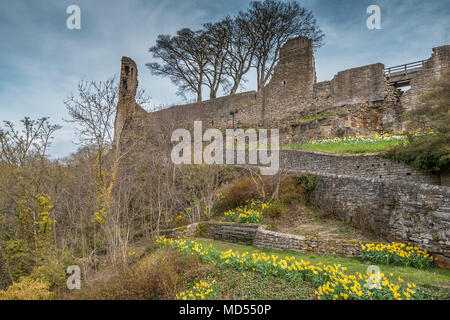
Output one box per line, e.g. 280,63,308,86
280,150,440,185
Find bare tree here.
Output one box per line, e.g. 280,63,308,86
64,76,150,148
147,29,209,102
220,16,256,95
202,21,231,99
241,0,324,90
0,117,61,166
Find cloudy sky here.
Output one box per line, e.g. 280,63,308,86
0,0,449,158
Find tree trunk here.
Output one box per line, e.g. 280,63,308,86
230,76,241,95
197,88,202,102
197,72,203,102
209,90,216,100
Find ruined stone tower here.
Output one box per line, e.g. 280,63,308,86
263,36,316,119
272,36,316,96
113,56,139,150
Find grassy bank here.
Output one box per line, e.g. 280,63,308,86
194,238,450,299
67,247,315,300
282,134,408,155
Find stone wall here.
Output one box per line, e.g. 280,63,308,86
308,172,450,265
279,150,440,185
159,222,362,257
159,222,260,240
253,228,362,257
234,148,439,184
201,222,260,240
328,63,387,106
146,90,262,131
401,45,450,112
114,39,450,143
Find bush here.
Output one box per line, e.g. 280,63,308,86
219,177,259,210
279,177,304,203
278,175,316,204
384,134,449,175
0,276,53,300
263,201,287,219
71,248,207,300
194,223,208,237
293,175,317,193
2,240,33,282
29,248,75,290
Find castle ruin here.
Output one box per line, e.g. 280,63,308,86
112,38,450,265
114,36,450,148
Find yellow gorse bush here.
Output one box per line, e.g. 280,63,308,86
176,280,217,300
0,277,53,300
156,236,420,300
361,242,434,269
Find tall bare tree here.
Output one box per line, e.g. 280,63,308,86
202,21,231,99
220,16,256,95
147,29,209,102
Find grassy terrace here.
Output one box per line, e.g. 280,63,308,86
282,134,408,155
193,238,450,298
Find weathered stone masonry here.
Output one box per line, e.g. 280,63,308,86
279,150,440,185
114,38,449,157
308,173,450,265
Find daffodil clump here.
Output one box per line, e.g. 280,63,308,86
176,280,217,300
224,200,268,223
156,236,420,300
361,242,434,269
315,272,418,300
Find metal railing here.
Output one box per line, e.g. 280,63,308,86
385,60,426,78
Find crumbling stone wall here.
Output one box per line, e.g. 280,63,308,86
253,229,362,257
279,150,440,185
309,172,450,266
401,45,450,112
263,37,316,121
113,56,146,151
114,38,450,144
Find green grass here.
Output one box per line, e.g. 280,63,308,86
194,238,450,299
282,136,408,155
203,266,315,300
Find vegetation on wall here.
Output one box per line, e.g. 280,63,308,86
384,72,450,175
284,134,412,155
